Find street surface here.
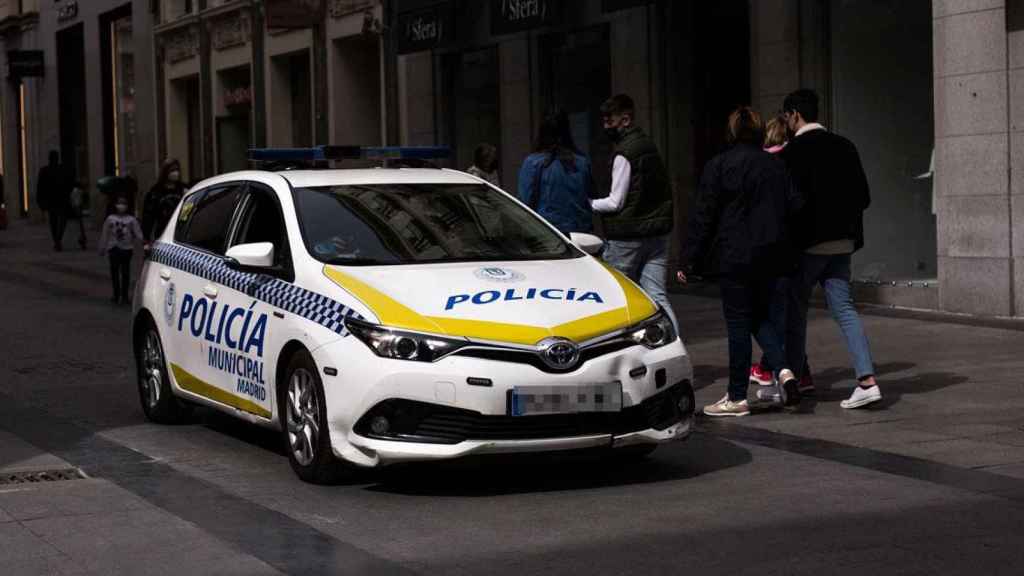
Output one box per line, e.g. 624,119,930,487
3,218,1024,575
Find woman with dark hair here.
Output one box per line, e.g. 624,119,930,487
678,107,803,417
142,158,188,245
516,109,593,235
467,143,501,187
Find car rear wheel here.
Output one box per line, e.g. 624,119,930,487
282,350,346,484
137,323,190,424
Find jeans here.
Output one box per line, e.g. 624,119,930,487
720,273,788,402
109,248,133,303
602,235,679,332
788,253,875,380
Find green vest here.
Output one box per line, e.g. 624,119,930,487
602,127,674,240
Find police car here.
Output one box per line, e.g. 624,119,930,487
133,147,694,483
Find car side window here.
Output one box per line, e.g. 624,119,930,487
173,190,204,244
230,186,289,268
181,185,244,255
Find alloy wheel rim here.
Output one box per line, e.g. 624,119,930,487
142,331,163,409
287,369,320,467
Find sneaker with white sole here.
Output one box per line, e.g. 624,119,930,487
841,385,882,409
703,396,750,417
778,369,801,407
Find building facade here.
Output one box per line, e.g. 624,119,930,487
0,0,159,221
0,0,1020,319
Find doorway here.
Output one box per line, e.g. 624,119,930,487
539,26,612,193
441,47,501,172
270,50,313,147
332,35,382,147
57,23,89,190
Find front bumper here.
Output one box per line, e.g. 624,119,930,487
311,338,693,467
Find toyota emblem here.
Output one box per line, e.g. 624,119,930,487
538,337,580,370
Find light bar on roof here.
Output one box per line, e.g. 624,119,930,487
247,146,450,162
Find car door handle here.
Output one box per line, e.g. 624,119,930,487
160,268,172,281
203,285,219,299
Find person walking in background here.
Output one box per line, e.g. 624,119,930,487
37,150,72,252
749,114,817,396
678,107,802,417
142,159,188,246
517,109,594,235
98,195,144,305
468,143,501,188
780,89,881,410
592,94,678,331
67,179,88,250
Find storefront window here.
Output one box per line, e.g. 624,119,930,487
111,15,136,176
217,66,253,173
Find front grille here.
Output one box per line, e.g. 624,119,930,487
452,339,637,373
355,381,692,445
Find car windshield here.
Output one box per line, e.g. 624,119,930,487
293,183,582,265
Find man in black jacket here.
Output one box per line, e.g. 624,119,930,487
781,89,881,409
37,150,71,251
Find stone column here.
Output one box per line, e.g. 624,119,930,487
933,0,1015,316
1011,5,1024,316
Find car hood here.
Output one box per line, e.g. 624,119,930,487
323,257,657,345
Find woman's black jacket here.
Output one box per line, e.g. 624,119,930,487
683,143,803,277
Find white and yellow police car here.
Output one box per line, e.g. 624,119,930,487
133,147,694,483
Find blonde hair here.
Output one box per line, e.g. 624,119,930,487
726,107,763,145
764,116,787,148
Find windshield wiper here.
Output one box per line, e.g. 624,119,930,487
324,256,391,266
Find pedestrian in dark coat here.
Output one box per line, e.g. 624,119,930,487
779,88,882,410
37,150,72,251
142,159,188,245
679,107,803,417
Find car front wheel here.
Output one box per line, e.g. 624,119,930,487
282,350,346,484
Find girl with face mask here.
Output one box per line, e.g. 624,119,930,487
99,195,144,305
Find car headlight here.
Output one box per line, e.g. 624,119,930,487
628,310,677,349
345,318,467,362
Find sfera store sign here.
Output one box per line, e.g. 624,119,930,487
397,4,454,55
491,0,560,35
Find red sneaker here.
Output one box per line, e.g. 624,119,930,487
798,371,815,395
749,364,774,386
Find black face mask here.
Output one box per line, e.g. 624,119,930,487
605,126,624,143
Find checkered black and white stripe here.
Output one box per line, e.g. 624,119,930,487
150,242,362,336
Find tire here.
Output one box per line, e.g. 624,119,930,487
281,350,346,484
136,321,190,424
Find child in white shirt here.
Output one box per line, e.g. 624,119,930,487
98,196,144,304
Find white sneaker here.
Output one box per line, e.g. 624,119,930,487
703,395,750,417
841,385,882,409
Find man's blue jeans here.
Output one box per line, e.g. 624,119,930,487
788,253,875,381
602,235,680,332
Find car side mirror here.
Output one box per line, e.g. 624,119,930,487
225,242,275,269
569,232,604,256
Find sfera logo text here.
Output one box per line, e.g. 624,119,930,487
445,288,603,311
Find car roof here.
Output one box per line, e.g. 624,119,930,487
278,168,485,189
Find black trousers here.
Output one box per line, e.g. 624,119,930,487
719,272,788,402
48,210,67,249
108,248,133,302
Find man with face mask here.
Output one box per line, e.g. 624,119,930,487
142,158,188,246
591,94,678,331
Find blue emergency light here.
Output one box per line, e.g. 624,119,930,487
247,146,450,163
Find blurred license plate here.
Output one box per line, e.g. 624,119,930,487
509,383,622,416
